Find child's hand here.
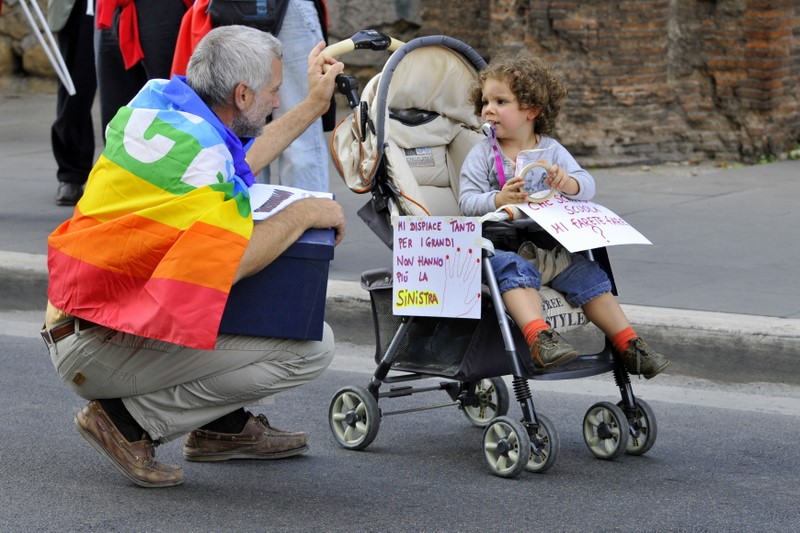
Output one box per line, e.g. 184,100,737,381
495,176,529,208
544,163,578,195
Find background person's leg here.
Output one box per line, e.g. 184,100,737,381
52,0,96,205
260,0,328,191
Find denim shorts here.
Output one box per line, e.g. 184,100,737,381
489,250,612,307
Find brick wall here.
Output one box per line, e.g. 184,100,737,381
327,0,798,165
3,0,797,165
486,0,800,165
418,0,491,55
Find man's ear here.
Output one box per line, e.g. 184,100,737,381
233,82,250,111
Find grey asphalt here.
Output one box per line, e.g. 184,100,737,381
2,91,799,385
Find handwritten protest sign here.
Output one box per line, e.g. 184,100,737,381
515,194,651,252
393,216,482,319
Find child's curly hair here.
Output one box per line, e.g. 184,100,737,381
470,52,568,136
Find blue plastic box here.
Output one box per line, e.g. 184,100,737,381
219,228,335,341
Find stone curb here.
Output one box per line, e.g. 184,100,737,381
5,251,799,386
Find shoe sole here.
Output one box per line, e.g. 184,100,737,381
74,415,183,488
55,199,78,206
536,349,578,370
643,360,671,379
183,444,309,462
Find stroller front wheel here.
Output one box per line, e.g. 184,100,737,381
329,386,381,450
582,401,630,460
525,413,560,473
617,398,657,455
482,416,530,478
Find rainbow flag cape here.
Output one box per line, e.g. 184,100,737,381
47,77,255,350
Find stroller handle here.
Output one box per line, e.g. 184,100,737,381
322,29,405,70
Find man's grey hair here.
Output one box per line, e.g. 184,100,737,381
186,25,283,108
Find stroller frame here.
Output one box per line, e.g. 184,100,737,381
326,32,657,478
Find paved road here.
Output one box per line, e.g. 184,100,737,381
2,322,800,532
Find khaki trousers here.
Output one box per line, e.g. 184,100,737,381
45,320,335,442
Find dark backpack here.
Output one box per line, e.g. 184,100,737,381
206,0,291,35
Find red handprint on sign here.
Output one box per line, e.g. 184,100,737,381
441,247,482,318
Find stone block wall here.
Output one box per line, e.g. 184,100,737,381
2,0,797,165
0,0,58,92
486,0,800,165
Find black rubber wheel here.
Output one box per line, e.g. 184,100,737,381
618,398,657,455
462,377,510,427
582,401,630,460
525,413,559,473
483,416,530,478
328,386,381,450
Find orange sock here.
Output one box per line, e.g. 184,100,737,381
611,327,638,354
522,318,550,345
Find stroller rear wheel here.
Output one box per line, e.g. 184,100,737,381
582,401,630,460
462,377,509,427
482,416,531,478
329,386,381,450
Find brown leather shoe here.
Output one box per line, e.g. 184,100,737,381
75,401,183,488
183,413,308,462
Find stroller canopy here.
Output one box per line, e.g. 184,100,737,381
332,36,487,217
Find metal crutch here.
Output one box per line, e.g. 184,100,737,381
17,0,76,95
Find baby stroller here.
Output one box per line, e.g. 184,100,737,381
324,30,657,478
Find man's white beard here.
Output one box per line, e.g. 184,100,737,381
231,106,266,138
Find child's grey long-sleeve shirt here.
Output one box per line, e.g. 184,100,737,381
458,135,596,216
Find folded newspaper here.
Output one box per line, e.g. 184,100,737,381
249,184,333,221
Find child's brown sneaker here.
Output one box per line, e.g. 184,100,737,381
530,329,577,369
621,338,670,379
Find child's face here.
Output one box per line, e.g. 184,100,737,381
480,77,536,140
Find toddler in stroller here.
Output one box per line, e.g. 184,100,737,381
326,30,665,478
459,51,670,379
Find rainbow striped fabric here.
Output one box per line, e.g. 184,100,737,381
48,77,256,349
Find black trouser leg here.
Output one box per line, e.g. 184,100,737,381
95,0,187,137
51,1,97,185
